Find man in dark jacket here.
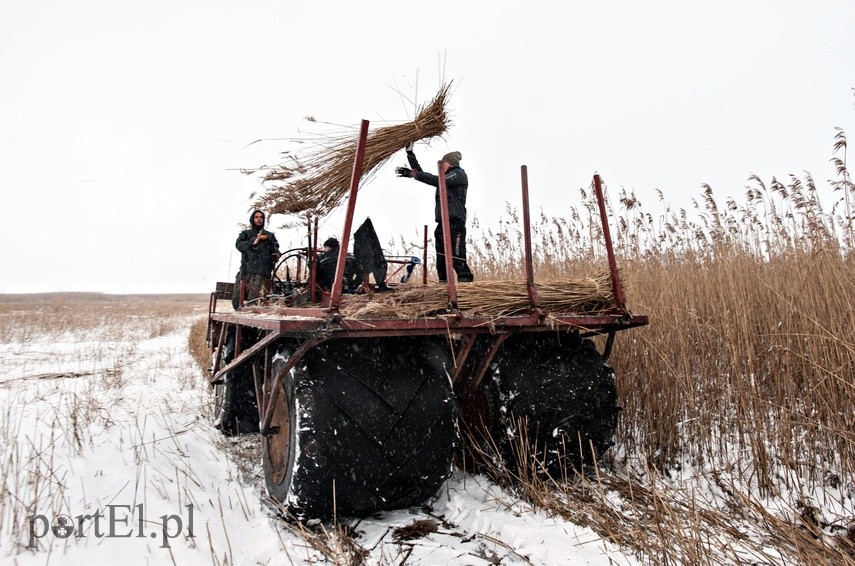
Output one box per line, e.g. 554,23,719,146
315,236,365,296
397,146,474,282
233,209,280,308
316,237,341,292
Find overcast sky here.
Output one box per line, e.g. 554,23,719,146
1,1,853,294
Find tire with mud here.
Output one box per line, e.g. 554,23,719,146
263,336,458,521
486,332,619,478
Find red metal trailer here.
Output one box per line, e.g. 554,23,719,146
206,120,649,521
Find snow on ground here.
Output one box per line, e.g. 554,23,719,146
0,312,639,565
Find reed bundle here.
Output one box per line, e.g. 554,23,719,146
252,84,452,217
341,273,616,319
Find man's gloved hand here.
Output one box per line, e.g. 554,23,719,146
395,166,413,178
405,141,415,152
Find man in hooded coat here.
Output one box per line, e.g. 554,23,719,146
233,209,280,308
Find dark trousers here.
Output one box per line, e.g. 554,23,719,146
231,272,272,309
434,219,474,282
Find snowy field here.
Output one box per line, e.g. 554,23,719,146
1,296,852,565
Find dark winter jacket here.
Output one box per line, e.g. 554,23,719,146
316,245,339,291
407,151,468,222
315,243,360,291
235,210,280,276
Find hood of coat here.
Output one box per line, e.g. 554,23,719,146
249,209,265,231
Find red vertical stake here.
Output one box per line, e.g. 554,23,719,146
308,217,317,303
593,174,626,311
328,120,370,313
520,165,542,314
422,224,428,285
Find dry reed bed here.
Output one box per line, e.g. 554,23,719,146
459,144,854,563
459,150,854,487
0,293,208,343
611,251,855,482
543,468,854,564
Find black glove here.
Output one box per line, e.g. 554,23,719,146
395,166,412,178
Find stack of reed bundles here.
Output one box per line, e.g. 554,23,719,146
341,273,617,319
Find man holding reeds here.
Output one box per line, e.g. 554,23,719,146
233,209,280,308
397,145,474,282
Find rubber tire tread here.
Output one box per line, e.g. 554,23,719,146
265,336,457,521
212,330,260,435
488,332,619,477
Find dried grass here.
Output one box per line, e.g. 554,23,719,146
339,272,616,319
391,519,439,542
251,83,452,217
188,317,210,373
0,293,207,343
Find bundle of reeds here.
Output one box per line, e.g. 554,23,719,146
251,84,452,217
341,273,616,319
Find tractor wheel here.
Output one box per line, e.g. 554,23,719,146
487,332,619,479
212,330,260,436
263,336,457,521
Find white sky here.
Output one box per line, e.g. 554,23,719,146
1,1,853,294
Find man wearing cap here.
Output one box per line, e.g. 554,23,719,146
316,237,341,291
315,236,362,295
396,145,474,282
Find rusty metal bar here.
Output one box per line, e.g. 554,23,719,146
602,330,616,360
211,321,228,378
211,330,283,384
212,308,649,334
308,217,317,304
260,336,328,433
251,358,263,422
465,333,510,397
206,292,215,347
437,160,458,309
450,334,476,384
593,174,626,311
422,225,428,285
329,120,370,313
262,352,272,412
520,166,543,316
235,279,246,356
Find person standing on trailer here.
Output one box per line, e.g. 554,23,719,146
233,209,280,308
396,144,474,282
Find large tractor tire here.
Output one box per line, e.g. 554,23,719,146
263,336,458,521
486,332,619,479
212,329,260,436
